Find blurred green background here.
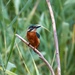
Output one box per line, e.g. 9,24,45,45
0,0,75,75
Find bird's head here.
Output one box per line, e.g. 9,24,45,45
27,25,41,32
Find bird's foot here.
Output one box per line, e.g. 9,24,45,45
28,42,30,46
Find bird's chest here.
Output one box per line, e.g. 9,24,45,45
27,31,40,48
27,32,36,39
27,32,38,43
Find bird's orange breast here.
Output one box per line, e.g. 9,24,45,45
27,31,40,49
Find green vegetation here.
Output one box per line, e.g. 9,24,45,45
0,0,75,75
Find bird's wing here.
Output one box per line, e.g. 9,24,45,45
36,32,40,38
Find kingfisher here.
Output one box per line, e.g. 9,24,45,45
27,25,41,49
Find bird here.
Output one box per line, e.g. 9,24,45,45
26,25,41,49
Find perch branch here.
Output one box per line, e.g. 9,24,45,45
15,34,55,75
46,0,61,75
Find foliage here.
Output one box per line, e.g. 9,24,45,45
0,0,75,75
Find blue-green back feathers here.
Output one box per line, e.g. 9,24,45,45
36,32,40,38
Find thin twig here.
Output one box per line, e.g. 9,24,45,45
46,0,61,75
15,34,55,75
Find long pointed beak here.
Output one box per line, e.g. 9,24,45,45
35,25,41,28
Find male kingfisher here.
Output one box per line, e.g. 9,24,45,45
27,25,41,49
